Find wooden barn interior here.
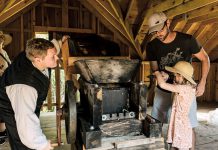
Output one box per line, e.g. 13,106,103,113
0,0,218,150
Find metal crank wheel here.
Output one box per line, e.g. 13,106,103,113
64,80,77,144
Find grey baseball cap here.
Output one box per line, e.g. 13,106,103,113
148,12,167,34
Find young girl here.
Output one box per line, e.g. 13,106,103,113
154,61,196,150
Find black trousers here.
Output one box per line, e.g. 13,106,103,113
0,111,34,150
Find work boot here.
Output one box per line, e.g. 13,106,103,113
0,138,5,145
0,130,7,139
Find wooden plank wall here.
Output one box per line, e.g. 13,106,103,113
0,0,131,110
141,61,218,103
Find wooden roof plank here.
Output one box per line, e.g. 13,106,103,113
173,20,188,32
124,0,134,22
165,0,218,18
200,23,218,46
188,11,218,24
0,0,37,24
109,0,142,58
79,0,137,56
183,22,201,34
203,31,218,55
136,0,218,45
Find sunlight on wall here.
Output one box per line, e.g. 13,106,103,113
35,32,49,40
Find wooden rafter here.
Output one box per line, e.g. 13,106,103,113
200,23,218,46
108,0,142,58
194,24,212,39
124,0,134,22
182,22,201,34
80,0,142,58
165,0,218,17
173,20,188,32
0,0,37,25
135,0,218,45
203,31,218,55
188,11,218,24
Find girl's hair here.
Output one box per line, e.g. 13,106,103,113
25,38,54,61
178,74,196,87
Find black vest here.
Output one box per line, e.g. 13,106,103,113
0,51,50,117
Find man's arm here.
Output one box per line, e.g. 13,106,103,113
193,48,210,97
6,84,52,150
150,61,159,72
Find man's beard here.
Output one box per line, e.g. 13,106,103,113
157,28,170,42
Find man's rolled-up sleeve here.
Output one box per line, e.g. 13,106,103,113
6,84,48,150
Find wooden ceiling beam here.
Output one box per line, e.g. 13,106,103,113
136,0,218,45
171,1,218,23
0,0,37,25
208,45,218,61
79,0,139,57
80,0,142,58
165,0,218,18
124,0,134,22
200,23,218,46
172,20,188,32
108,0,142,58
204,33,218,55
194,24,213,40
188,11,218,24
182,22,201,34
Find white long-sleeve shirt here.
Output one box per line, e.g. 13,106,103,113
6,84,49,150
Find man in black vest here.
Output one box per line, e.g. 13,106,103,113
0,38,59,150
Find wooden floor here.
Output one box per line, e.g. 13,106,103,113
1,102,218,150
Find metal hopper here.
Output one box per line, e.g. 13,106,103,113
74,59,140,83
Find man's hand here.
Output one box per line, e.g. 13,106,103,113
61,35,70,44
196,81,206,97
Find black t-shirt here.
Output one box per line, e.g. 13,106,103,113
146,32,201,92
146,32,201,70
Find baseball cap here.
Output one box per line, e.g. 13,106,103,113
148,12,167,34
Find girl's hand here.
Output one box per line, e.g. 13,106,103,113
160,71,169,81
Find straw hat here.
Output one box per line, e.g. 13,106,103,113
165,61,196,85
0,31,12,45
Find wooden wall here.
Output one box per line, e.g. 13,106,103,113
1,0,130,60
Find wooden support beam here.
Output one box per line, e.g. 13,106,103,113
31,7,36,37
0,0,37,25
79,0,140,58
62,0,68,28
182,22,201,35
34,26,94,33
172,1,218,24
165,0,218,18
199,23,218,46
173,20,188,32
108,0,142,58
124,0,134,22
204,33,218,55
135,0,218,45
193,24,208,38
188,11,218,24
20,14,24,50
208,45,218,61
